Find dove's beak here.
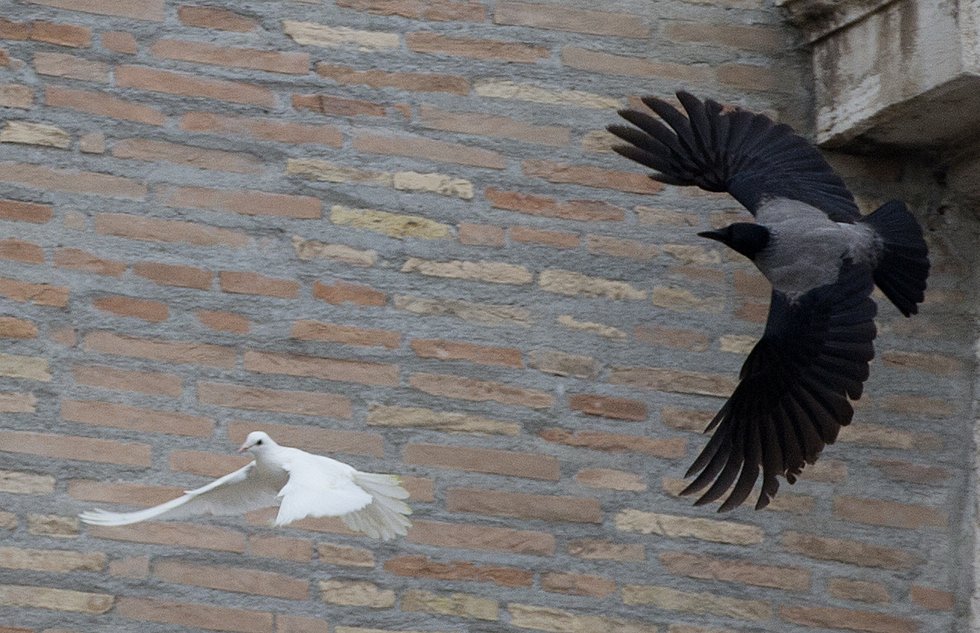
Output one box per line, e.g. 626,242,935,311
237,441,249,453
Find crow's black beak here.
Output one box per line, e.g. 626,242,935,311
697,229,725,242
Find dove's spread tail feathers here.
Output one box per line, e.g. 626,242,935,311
341,472,412,541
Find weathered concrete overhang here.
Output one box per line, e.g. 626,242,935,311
778,0,980,197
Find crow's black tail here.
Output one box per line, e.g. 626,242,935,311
860,200,929,317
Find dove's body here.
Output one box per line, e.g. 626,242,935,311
79,432,411,540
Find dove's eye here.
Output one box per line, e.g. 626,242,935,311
256,439,263,445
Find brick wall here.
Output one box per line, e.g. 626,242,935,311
0,1,976,632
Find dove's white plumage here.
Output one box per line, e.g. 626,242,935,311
79,431,412,540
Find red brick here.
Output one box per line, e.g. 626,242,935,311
780,605,918,633
313,279,386,306
509,225,579,248
168,450,249,478
909,585,954,611
459,222,505,246
196,310,249,334
385,555,533,587
0,238,43,264
541,572,616,597
782,531,920,569
90,523,246,552
220,271,300,298
410,372,553,409
0,163,146,198
419,105,568,146
102,31,136,54
882,350,964,374
588,234,659,259
244,350,398,387
0,19,31,39
116,597,271,633
96,213,248,248
72,363,182,396
46,86,165,125
83,331,236,368
569,393,647,421
539,427,686,458
661,551,810,591
30,21,92,47
61,400,213,436
116,65,276,107
353,131,506,169
0,198,51,223
180,112,342,147
665,21,786,53
276,615,328,633
34,51,108,82
871,459,951,485
198,381,352,419
291,320,400,349
178,5,258,31
316,63,469,95
828,578,890,604
336,0,485,21
92,295,168,322
226,421,384,458
68,480,183,506
407,519,555,556
248,535,312,562
0,276,69,307
562,46,712,81
54,248,125,276
575,468,646,491
881,394,955,417
152,39,308,74
112,138,263,174
484,187,625,221
410,338,521,367
495,2,649,37
833,496,947,529
718,63,782,92
0,430,150,466
404,443,559,480
523,159,662,194
161,185,321,219
133,261,212,290
407,32,547,63
292,92,387,117
28,0,165,21
447,488,602,523
0,316,37,339
153,560,309,600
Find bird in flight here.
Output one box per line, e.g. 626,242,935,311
80,431,412,540
608,91,929,511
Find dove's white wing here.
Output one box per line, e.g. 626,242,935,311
341,471,412,541
273,449,374,527
79,462,282,526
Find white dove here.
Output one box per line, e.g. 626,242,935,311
79,431,412,540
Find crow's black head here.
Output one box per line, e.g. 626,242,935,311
698,223,770,260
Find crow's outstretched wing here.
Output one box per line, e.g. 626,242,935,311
608,91,861,222
682,261,876,511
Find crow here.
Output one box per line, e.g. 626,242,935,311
607,91,930,511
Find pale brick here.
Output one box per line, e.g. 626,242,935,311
419,105,567,146
833,496,947,529
495,2,649,37
316,542,374,567
332,204,451,239
284,20,399,51
910,585,954,610
0,84,34,109
0,392,36,412
198,381,352,418
623,584,770,620
101,30,137,53
652,286,725,312
557,314,627,338
385,555,531,587
244,350,398,387
540,428,686,458
0,547,103,572
319,580,394,608
562,46,712,81
153,561,308,600
508,603,658,633
615,509,763,545
317,63,469,94
828,578,891,603
411,338,521,367
407,519,554,555
0,583,112,613
0,470,55,495
528,349,598,378
0,430,150,466
575,468,647,491
408,32,548,63
780,605,918,633
181,112,341,147
395,295,532,326
27,0,164,20
0,352,50,381
402,257,532,284
392,170,474,199
292,236,377,267
539,269,646,300
838,423,942,451
28,514,78,537
368,404,520,435
0,121,69,148
609,366,736,397
447,488,601,523
782,531,920,569
34,51,108,82
151,39,309,74
541,572,616,597
587,234,658,259
410,372,553,408
475,79,619,109
660,551,810,591
287,158,393,185
115,597,272,633
401,589,498,620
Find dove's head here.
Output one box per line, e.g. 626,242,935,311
239,431,277,455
